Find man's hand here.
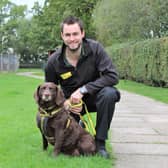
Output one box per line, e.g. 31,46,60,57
70,88,83,104
63,88,83,114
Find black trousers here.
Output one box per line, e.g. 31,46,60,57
71,87,120,141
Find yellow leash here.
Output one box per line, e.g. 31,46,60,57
69,100,96,136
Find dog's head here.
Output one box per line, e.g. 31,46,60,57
34,82,65,108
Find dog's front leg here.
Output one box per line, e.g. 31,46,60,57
53,146,60,157
36,113,48,150
53,129,64,157
42,134,48,150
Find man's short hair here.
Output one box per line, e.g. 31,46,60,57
60,16,84,33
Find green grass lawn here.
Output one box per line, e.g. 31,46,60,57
0,73,114,168
117,80,168,104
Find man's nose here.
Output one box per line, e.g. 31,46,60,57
69,35,75,41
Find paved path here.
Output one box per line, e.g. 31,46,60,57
17,72,44,80
111,90,168,168
17,72,168,167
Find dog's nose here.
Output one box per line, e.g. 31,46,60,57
43,90,50,96
42,91,51,101
44,94,50,98
44,92,49,96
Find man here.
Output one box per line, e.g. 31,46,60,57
45,16,120,158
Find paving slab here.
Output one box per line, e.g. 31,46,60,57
114,154,168,168
112,127,157,135
110,90,168,168
111,143,168,155
111,133,168,144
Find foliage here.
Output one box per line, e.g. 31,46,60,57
0,73,114,168
1,0,168,66
93,0,168,46
0,0,99,63
106,37,168,87
33,0,99,49
0,0,27,53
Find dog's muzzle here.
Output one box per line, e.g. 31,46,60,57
42,95,52,101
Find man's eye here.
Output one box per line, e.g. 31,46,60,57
73,32,78,36
65,34,70,37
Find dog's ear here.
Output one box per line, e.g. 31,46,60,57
34,85,41,104
55,87,66,106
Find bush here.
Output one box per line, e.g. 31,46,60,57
106,37,168,87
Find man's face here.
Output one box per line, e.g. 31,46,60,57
61,23,85,51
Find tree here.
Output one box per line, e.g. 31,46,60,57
93,0,168,46
0,0,27,53
1,0,100,64
152,0,168,37
35,0,99,48
22,0,100,63
0,0,11,53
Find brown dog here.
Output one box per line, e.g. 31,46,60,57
34,82,96,156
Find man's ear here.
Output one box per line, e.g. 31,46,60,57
82,30,85,38
61,32,64,40
55,87,66,106
34,85,41,104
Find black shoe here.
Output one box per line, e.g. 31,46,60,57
96,139,110,159
97,148,110,159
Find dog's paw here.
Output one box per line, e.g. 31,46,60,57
53,150,59,157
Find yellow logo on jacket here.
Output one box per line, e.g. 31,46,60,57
60,72,72,80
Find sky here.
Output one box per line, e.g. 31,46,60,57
11,0,45,9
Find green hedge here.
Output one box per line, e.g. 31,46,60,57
106,37,168,87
